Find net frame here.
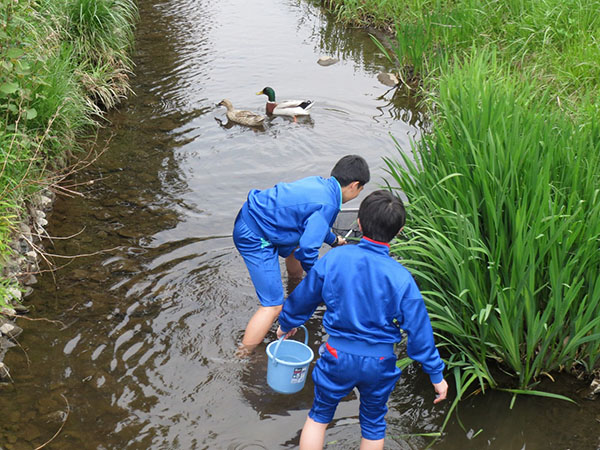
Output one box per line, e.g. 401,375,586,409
332,208,362,243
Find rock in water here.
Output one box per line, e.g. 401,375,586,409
377,72,399,87
0,362,10,379
317,56,339,66
0,321,23,339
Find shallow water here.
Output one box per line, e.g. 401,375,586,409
1,0,599,448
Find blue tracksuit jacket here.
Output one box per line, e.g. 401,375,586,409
240,176,341,272
278,237,445,383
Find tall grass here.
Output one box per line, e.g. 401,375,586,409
0,0,137,307
385,52,600,390
328,0,600,113
66,0,137,55
44,0,138,109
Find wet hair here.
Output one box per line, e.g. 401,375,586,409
330,155,370,187
358,190,405,243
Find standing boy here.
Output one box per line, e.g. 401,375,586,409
234,155,370,353
277,190,448,450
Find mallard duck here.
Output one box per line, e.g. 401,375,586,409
217,99,265,127
256,87,314,117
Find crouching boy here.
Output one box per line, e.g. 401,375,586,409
277,190,448,450
234,155,370,354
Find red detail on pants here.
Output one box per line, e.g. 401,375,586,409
325,342,338,359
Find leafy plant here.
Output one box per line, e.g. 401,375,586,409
386,52,600,390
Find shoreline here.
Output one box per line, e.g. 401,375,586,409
0,188,55,380
0,0,138,380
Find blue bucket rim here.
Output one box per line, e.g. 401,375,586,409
266,325,314,366
266,339,314,366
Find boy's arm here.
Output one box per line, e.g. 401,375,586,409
278,258,326,332
295,212,335,272
397,280,445,384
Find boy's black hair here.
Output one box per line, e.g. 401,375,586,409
330,155,370,187
358,190,405,243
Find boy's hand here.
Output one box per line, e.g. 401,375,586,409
276,326,297,339
331,235,347,247
432,379,448,404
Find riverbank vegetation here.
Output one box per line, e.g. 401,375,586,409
0,0,138,310
322,0,600,393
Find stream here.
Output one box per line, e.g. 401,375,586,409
1,0,598,448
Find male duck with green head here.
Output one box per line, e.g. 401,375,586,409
257,86,314,118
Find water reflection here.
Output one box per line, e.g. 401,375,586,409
299,0,428,129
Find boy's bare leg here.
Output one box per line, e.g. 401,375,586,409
285,253,304,295
299,417,328,450
286,276,302,296
359,438,384,450
285,253,303,279
238,305,282,355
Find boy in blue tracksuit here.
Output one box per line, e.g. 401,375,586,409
234,155,370,353
277,190,448,450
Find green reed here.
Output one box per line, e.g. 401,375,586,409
64,0,137,70
43,0,138,110
386,52,600,390
325,0,406,28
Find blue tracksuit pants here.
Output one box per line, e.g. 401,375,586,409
309,340,402,440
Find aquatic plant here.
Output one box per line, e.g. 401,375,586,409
386,52,600,392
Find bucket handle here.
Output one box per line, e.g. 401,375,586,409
271,325,309,366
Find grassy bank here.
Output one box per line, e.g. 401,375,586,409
0,0,138,310
323,0,600,391
328,0,599,112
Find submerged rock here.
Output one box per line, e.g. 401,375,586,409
0,335,16,355
589,377,600,397
116,228,143,239
41,410,68,424
317,56,339,66
22,424,42,442
12,302,30,313
0,321,23,339
0,362,10,379
20,273,37,286
377,72,399,87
